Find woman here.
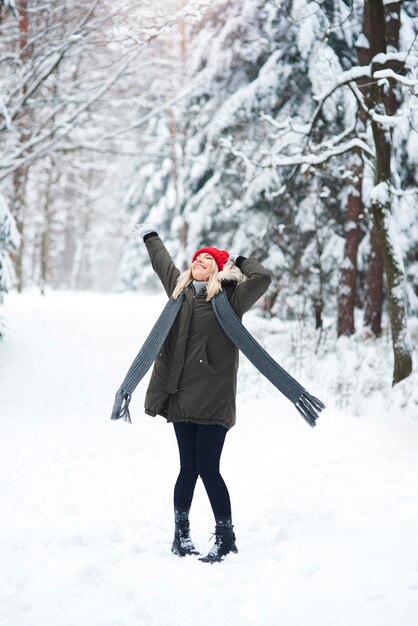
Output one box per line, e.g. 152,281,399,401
135,223,271,563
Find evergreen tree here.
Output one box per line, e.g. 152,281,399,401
0,193,20,337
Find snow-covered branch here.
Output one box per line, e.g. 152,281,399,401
373,68,418,88
372,51,418,68
314,54,417,109
220,137,374,171
274,138,374,167
0,45,143,179
313,66,371,103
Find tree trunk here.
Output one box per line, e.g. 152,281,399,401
168,77,179,202
40,160,57,294
71,212,91,290
12,1,31,291
364,223,384,335
262,290,279,319
364,1,401,335
367,0,412,384
359,0,383,333
12,165,28,292
18,0,30,63
384,2,402,117
337,154,363,336
313,296,323,330
369,185,412,383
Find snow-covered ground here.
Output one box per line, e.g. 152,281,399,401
1,291,417,626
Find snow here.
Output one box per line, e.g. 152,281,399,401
384,207,407,275
368,108,403,128
340,257,354,270
206,49,286,143
1,290,417,626
271,138,374,167
373,68,418,87
2,0,16,10
315,66,371,102
294,1,321,60
345,220,358,232
0,93,12,130
372,51,418,68
0,193,20,295
369,181,390,206
355,33,370,50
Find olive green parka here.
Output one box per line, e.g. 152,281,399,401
144,235,271,429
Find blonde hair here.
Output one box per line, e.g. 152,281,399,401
172,259,222,301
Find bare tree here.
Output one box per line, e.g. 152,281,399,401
0,0,214,291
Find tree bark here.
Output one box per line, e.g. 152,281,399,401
360,0,384,334
12,0,31,291
12,164,28,292
384,2,402,116
364,1,401,335
366,0,412,384
337,154,363,336
364,223,384,335
40,160,57,294
18,0,30,63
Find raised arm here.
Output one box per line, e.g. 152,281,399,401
138,228,180,297
228,255,272,317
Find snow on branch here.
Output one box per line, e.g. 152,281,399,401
369,181,390,207
260,114,311,136
1,3,104,130
111,0,222,43
220,137,374,171
372,51,418,68
7,47,74,123
0,45,144,179
373,69,418,88
314,53,417,106
314,66,371,102
311,65,416,132
1,0,18,18
0,192,20,294
0,95,12,131
271,138,374,168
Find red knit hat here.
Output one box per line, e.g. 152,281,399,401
192,246,230,271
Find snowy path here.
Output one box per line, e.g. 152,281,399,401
1,292,417,626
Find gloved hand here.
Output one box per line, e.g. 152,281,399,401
227,253,240,265
130,222,157,240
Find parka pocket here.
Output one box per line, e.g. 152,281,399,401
154,351,170,381
198,345,212,371
205,334,235,373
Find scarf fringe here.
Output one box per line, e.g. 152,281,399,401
111,388,132,423
295,392,325,427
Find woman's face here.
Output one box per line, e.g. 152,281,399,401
191,253,215,281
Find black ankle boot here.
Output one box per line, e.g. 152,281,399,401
199,525,238,563
171,520,200,557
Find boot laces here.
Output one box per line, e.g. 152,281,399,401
205,531,223,557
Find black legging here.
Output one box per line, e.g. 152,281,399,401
173,422,231,518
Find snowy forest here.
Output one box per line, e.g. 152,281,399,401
0,0,417,377
1,1,418,625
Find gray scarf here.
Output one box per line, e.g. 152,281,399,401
111,289,325,428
